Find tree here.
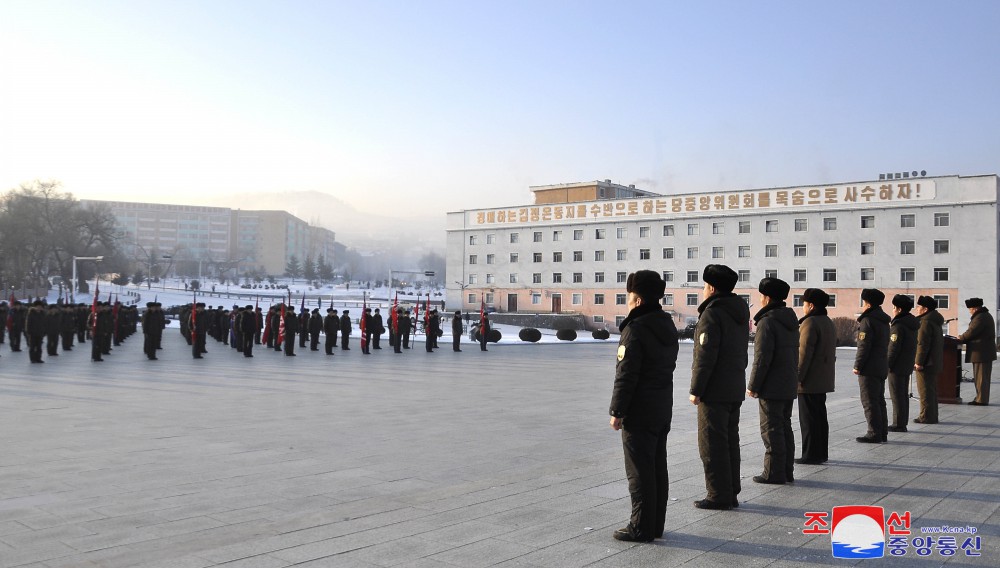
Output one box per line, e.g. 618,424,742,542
285,255,302,278
303,254,316,281
316,254,334,282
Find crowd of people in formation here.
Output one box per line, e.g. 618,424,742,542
0,299,142,363
608,264,996,543
174,303,489,359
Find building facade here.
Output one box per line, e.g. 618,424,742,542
446,175,999,335
84,200,337,277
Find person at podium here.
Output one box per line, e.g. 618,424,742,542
957,298,996,406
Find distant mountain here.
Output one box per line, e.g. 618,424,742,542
207,190,445,249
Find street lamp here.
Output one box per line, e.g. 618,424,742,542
71,256,104,303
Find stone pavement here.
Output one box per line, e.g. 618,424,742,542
0,332,997,567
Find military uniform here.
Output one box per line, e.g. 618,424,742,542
189,304,208,358
452,311,463,352
372,309,383,349
340,311,352,350
914,297,944,424
854,289,890,443
298,308,310,348
323,309,338,354
887,295,919,430
309,309,322,351
796,289,836,464
25,301,47,363
283,308,298,356
45,304,61,356
479,315,489,352
9,302,25,352
240,305,256,356
958,299,996,405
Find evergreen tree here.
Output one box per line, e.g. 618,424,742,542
317,254,334,282
285,255,302,278
303,254,316,281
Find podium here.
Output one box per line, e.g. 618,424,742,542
938,336,963,404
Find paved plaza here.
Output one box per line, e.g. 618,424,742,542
0,331,998,567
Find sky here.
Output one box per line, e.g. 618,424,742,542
2,0,999,219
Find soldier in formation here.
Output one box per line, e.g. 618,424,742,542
957,298,995,406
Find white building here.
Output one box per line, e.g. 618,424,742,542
446,175,998,334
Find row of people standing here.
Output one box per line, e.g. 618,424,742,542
0,300,137,363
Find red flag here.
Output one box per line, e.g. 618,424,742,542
392,291,399,337
191,291,197,344
360,292,368,351
480,297,486,328
278,303,286,346
424,294,430,330
6,292,15,332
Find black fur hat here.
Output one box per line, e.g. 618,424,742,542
917,295,937,310
626,270,665,301
860,288,885,306
892,294,914,311
757,277,790,301
703,264,738,293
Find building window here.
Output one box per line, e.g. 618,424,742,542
573,251,583,262
794,244,807,257
764,269,777,279
823,243,837,257
573,229,583,241
738,269,750,282
687,223,699,236
823,217,837,231
486,254,495,265
663,247,674,259
663,224,675,236
485,274,494,284
861,215,875,228
533,252,542,263
738,294,751,305
900,268,915,282
712,246,724,259
533,231,542,243
861,268,874,281
595,250,605,261
794,269,806,282
738,245,750,258
794,219,808,232
663,294,674,306
594,293,605,305
662,271,673,282
617,249,627,261
572,272,583,283
933,295,950,309
593,315,604,323
553,252,562,262
616,227,627,239
823,269,837,282
486,234,495,244
713,222,725,235
552,273,562,283
686,294,699,306
934,212,950,227
509,253,518,263
687,247,698,259
595,229,606,240
531,293,541,305
617,271,627,283
469,235,478,245
509,273,518,284
532,273,541,284
934,267,949,282
510,233,519,244
468,293,476,304
553,230,562,241
827,295,837,308
639,226,650,238
616,293,627,305
900,241,915,255
572,293,582,305
639,249,651,260
686,270,699,283
469,254,477,265
900,214,915,228
594,272,605,283
934,240,949,254
468,274,477,284
616,315,626,327
861,242,875,255
738,221,751,234
765,220,778,233
793,295,804,307
485,292,493,304
765,245,777,258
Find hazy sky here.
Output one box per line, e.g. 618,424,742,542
2,0,998,218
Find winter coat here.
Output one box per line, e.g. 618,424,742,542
798,309,837,394
854,306,890,377
958,308,997,363
308,313,323,335
748,303,799,400
340,314,352,336
610,304,678,426
887,312,920,375
452,315,463,335
690,293,750,403
324,314,338,335
915,309,945,369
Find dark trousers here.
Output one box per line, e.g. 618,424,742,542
887,371,911,427
758,399,794,482
91,335,103,360
310,332,320,351
61,332,74,351
234,331,242,352
144,333,157,359
621,419,670,538
192,334,206,358
859,374,888,438
480,333,487,351
341,334,350,350
9,329,21,351
325,334,335,354
797,393,828,461
453,333,461,351
697,401,741,504
915,367,939,423
372,332,381,349
266,328,275,348
425,334,433,352
28,334,44,362
973,362,992,404
284,333,296,355
242,333,253,356
255,330,261,344
394,333,402,353
46,333,59,356
403,332,410,348
299,329,307,348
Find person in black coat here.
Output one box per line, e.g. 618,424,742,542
854,288,891,443
747,278,799,485
887,294,919,431
298,307,310,348
189,303,208,359
0,301,7,345
689,264,750,510
452,310,462,352
479,313,490,352
393,308,404,353
254,307,263,344
241,304,256,356
308,308,323,351
8,301,25,352
372,308,383,349
609,270,678,542
340,310,352,350
25,300,47,363
429,309,440,349
45,303,61,356
402,309,412,348
323,308,338,355
283,306,298,356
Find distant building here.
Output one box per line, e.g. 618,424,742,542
446,175,998,334
82,200,336,277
